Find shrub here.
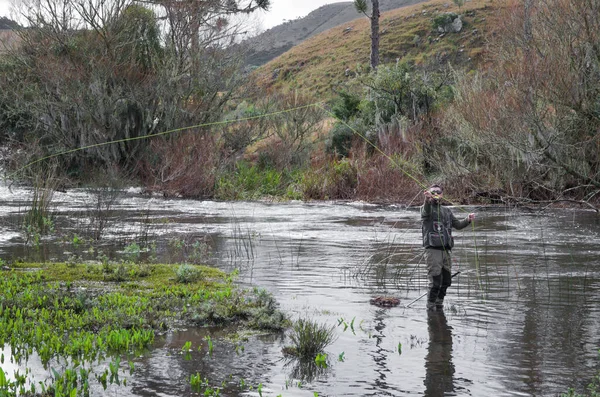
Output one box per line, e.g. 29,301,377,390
215,162,284,200
330,90,361,122
299,158,357,200
432,13,459,30
326,122,356,158
175,264,203,284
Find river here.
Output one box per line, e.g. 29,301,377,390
0,184,599,396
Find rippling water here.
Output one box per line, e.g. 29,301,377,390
0,183,599,396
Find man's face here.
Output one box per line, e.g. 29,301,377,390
430,188,442,201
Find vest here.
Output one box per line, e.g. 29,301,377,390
422,204,454,250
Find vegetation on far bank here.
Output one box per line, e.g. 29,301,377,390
0,0,599,210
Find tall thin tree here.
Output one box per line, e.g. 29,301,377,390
354,0,380,70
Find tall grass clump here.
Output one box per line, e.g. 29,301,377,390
22,164,60,243
286,318,337,359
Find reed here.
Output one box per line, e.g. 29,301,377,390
285,318,337,360
22,165,59,244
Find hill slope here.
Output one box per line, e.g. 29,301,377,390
245,0,429,67
0,17,20,30
251,0,497,98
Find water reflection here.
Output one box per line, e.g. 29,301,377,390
284,357,330,383
0,190,599,396
371,308,393,392
424,310,455,397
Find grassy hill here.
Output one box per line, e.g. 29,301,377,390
244,0,428,67
251,0,499,98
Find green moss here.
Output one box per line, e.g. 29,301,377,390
0,263,286,394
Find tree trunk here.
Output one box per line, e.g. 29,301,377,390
370,0,380,70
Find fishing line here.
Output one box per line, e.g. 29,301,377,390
316,103,483,297
9,99,483,294
6,103,318,180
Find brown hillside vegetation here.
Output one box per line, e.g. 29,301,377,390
0,30,20,53
251,0,500,98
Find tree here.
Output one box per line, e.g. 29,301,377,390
0,17,20,29
0,0,269,185
441,0,600,200
354,0,380,70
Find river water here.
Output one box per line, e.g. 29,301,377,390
0,184,599,396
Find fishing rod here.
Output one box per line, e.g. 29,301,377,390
404,271,461,308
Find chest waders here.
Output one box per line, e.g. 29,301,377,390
421,201,470,311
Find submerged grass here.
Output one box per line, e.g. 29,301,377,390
0,262,287,396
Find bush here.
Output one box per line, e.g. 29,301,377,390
326,122,355,158
330,90,361,122
432,13,459,30
175,264,203,284
299,159,357,200
215,161,284,200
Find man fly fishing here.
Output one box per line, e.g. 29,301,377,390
421,184,475,311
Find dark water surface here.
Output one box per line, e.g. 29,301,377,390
1,184,599,396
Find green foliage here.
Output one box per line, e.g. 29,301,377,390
326,121,358,158
331,91,362,122
452,0,465,10
299,159,358,200
286,318,337,360
354,0,368,14
0,264,284,395
243,288,287,331
432,12,459,30
314,353,328,368
22,170,58,244
175,264,203,284
114,4,163,71
123,242,142,262
363,62,449,124
215,162,284,200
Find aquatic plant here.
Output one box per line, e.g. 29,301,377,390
123,242,142,262
562,350,600,397
204,335,214,356
0,263,286,395
190,373,222,396
285,318,337,359
22,166,58,245
314,353,328,368
176,264,203,283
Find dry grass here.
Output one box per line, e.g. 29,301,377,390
0,30,20,53
250,0,501,98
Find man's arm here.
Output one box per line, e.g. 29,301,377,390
421,190,433,220
451,212,475,230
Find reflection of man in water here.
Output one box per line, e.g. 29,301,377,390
424,311,455,396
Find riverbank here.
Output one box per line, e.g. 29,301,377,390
0,262,287,395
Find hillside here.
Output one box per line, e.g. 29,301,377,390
0,17,19,30
251,0,498,98
244,0,429,67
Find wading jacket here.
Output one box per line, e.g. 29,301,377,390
421,201,471,250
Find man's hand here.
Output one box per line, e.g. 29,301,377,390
468,213,475,222
424,190,433,203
